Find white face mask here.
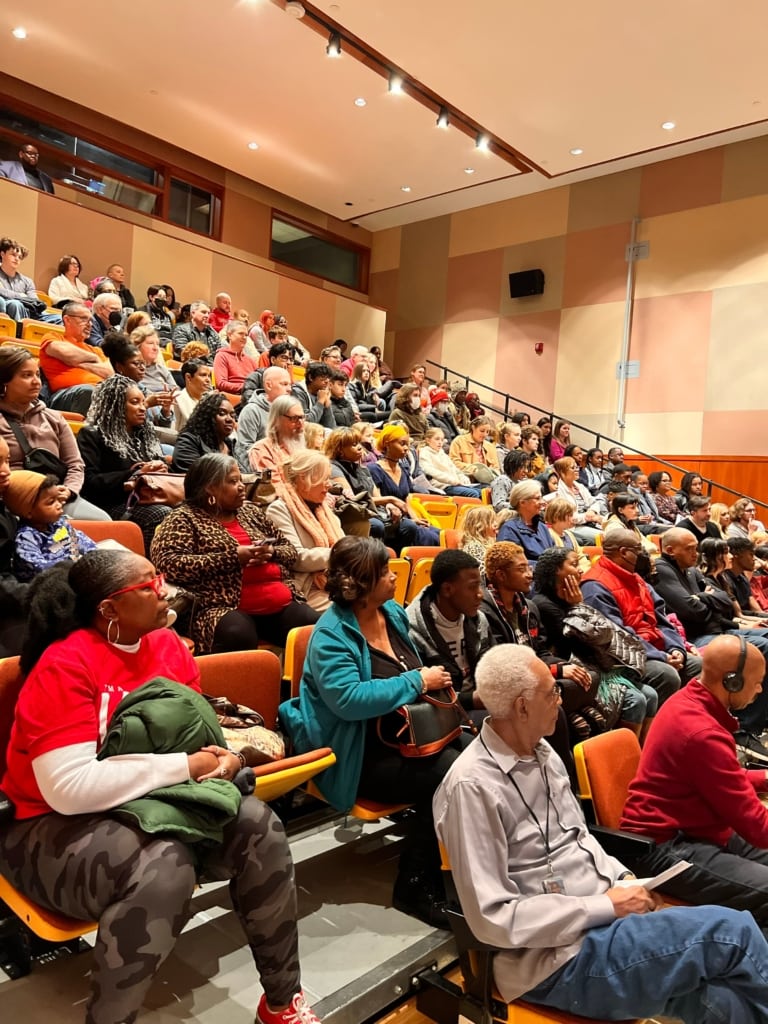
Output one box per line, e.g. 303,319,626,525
410,395,421,410
435,402,448,415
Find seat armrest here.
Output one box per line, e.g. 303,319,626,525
590,824,656,863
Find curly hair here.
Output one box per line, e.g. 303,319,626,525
180,390,229,451
532,546,571,600
86,375,161,461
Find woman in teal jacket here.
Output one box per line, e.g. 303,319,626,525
280,535,471,929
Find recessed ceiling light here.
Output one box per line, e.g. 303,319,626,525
247,141,259,150
400,186,411,193
464,167,475,175
11,27,27,39
285,1,306,17
569,147,583,156
661,121,676,130
354,97,366,107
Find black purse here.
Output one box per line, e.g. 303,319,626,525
377,687,475,758
3,416,68,482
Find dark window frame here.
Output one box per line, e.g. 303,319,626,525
0,94,223,241
270,209,370,293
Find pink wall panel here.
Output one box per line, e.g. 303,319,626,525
495,311,561,417
369,269,400,330
444,248,505,322
639,148,724,219
561,222,631,308
391,325,444,378
625,292,711,413
701,410,768,457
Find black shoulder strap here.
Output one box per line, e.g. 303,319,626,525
0,413,32,457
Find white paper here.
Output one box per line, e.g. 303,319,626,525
615,860,692,890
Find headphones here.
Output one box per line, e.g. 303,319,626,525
723,635,748,693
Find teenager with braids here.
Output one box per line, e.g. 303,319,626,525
76,374,173,550
171,390,236,472
0,549,322,1024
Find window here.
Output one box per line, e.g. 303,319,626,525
0,103,222,238
270,213,369,291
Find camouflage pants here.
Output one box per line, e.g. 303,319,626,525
0,798,301,1024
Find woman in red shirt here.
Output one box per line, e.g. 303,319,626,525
0,548,321,1024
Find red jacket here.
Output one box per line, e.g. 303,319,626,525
620,680,768,846
582,556,664,649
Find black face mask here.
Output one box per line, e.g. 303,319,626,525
154,298,166,310
635,551,652,580
108,310,123,327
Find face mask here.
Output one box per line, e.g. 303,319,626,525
108,310,123,327
634,551,652,580
435,402,447,415
410,396,421,411
154,298,166,310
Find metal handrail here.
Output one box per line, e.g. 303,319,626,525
425,359,767,511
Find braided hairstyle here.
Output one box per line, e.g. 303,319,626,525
86,374,161,462
20,550,143,675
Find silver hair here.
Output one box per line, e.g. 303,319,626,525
509,479,542,510
283,449,331,488
189,300,209,314
225,319,247,338
476,645,542,718
266,394,303,443
350,345,368,358
92,293,121,313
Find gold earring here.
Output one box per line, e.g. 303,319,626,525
106,618,120,646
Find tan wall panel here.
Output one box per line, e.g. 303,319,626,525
370,227,402,273
702,410,768,458
623,412,704,456
368,269,400,330
565,412,620,452
720,136,768,204
0,180,39,262
212,255,278,314
397,216,450,330
392,326,443,378
221,188,272,256
34,196,134,292
706,282,768,410
449,187,570,258
638,149,724,219
445,248,505,323
562,221,631,308
130,228,214,306
567,168,642,233
555,303,625,415
634,196,768,299
333,299,386,350
499,234,566,317
441,319,499,399
277,275,336,356
495,311,561,417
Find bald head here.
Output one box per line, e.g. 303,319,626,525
662,527,700,570
700,635,765,710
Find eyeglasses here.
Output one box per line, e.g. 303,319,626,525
282,413,305,423
745,508,756,514
65,314,91,322
546,684,563,703
106,573,166,600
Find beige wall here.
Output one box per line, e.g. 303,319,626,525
370,135,768,457
2,179,385,357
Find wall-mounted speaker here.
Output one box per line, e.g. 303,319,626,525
509,269,545,298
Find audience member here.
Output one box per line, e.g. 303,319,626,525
620,635,768,928
546,456,604,543
140,285,173,340
102,331,174,434
458,506,497,567
449,416,499,485
647,470,679,525
388,383,428,442
710,502,732,537
152,453,318,652
280,535,468,928
450,386,471,431
0,436,29,654
677,494,721,544
48,254,89,305
319,345,343,372
491,449,531,512
213,320,260,395
548,419,570,461
0,141,55,193
248,309,275,354
304,422,325,451
418,428,482,497
266,450,344,611
543,498,591,572
581,447,607,494
0,237,61,326
520,426,544,477
290,362,334,430
249,395,307,492
173,358,213,432
628,470,671,535
39,301,112,414
604,492,656,553
433,642,768,1022
676,472,704,515
0,548,322,1024
464,392,485,419
125,309,151,334
511,411,531,428
274,314,310,366
605,445,625,473
727,497,760,540
235,367,294,470
426,389,459,442
172,391,236,472
77,375,173,551
242,342,294,403
581,527,701,706
328,369,358,427
346,362,386,422
161,284,180,322
89,292,124,346
131,325,177,399
537,416,553,461
103,264,136,309
171,300,221,360
497,479,552,562
339,345,368,379
495,421,522,469
208,292,233,334
368,425,440,547
5,469,96,580
723,537,768,620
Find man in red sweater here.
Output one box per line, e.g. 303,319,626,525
620,635,768,930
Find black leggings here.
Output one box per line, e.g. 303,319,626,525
212,602,319,652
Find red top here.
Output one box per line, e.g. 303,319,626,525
213,348,260,394
620,679,768,846
2,627,199,818
208,308,231,333
221,520,292,615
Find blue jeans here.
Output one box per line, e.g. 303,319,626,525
443,484,484,499
49,384,98,416
620,681,658,722
523,905,768,1023
0,297,62,324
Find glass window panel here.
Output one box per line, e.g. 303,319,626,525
271,215,363,290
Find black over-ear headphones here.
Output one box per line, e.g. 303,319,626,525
723,635,748,693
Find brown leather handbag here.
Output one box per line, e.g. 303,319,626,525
129,472,186,507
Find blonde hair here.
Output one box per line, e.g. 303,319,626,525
304,423,326,451
283,449,332,488
421,427,444,447
459,506,497,544
544,498,576,524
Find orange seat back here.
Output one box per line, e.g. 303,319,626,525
195,650,281,729
574,730,641,829
0,657,23,777
71,519,145,556
285,624,315,699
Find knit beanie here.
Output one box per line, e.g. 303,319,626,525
4,470,48,519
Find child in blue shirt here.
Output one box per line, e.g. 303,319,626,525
5,470,96,581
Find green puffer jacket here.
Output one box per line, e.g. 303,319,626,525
97,677,241,847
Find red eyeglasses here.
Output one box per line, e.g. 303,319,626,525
106,573,166,600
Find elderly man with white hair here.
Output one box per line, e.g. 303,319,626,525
339,345,368,379
171,299,221,359
89,291,124,346
434,643,768,1023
